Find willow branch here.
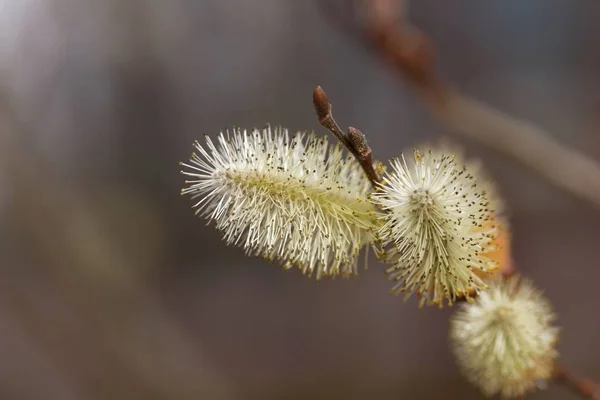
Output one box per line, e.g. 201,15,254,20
323,0,600,209
313,86,380,186
554,364,600,399
319,1,600,396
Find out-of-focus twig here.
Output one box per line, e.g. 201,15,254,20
554,364,600,399
322,0,600,210
319,2,600,396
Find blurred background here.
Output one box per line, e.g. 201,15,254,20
1,0,599,399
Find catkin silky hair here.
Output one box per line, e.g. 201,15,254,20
180,126,378,279
370,148,500,306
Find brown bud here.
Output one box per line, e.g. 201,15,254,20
313,86,330,122
347,127,369,155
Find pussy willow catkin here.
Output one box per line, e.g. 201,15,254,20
180,126,378,279
370,148,501,306
450,276,559,398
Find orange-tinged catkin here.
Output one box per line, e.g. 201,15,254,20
475,217,512,279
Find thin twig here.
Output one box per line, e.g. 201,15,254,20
313,86,380,186
319,2,600,397
313,86,350,147
554,364,600,399
322,0,600,210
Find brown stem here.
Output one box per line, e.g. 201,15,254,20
313,86,350,147
320,0,600,210
313,86,380,186
554,364,599,399
319,4,600,398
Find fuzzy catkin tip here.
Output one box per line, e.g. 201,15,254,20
180,126,379,279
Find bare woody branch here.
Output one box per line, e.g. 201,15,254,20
319,1,600,396
554,365,600,399
324,0,600,210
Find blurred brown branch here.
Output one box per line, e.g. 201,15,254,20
319,0,600,397
554,365,600,399
322,0,600,210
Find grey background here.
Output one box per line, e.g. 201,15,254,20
0,0,599,399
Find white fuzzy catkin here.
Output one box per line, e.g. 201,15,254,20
450,276,560,398
180,126,377,279
370,148,500,306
